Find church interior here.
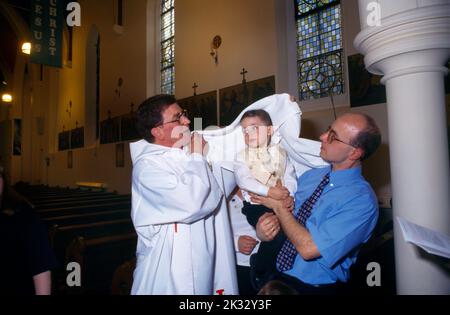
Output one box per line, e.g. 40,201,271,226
0,0,449,295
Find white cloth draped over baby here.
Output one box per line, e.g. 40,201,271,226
199,93,328,295
201,93,328,195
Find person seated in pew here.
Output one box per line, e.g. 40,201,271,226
249,113,381,294
0,169,58,295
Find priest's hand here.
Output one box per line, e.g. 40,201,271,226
256,212,280,242
238,235,259,255
190,132,209,156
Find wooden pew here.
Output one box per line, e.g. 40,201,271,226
49,218,134,263
36,201,131,218
43,209,131,227
62,233,137,294
111,258,136,295
15,184,137,295
35,195,131,210
28,191,113,201
32,194,129,207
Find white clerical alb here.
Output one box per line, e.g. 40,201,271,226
129,141,223,295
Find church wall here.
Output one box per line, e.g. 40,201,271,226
43,0,149,192
8,0,445,203
175,0,278,100
174,0,393,205
47,0,282,193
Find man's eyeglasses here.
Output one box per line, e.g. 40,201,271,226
157,109,189,127
325,126,357,148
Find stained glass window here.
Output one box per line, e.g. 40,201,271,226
295,0,344,101
161,0,175,95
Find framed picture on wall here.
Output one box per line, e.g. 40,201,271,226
121,113,139,141
100,117,121,144
70,127,84,149
178,91,218,130
219,76,275,127
58,131,70,151
13,119,22,156
349,54,386,107
219,83,250,127
116,143,125,168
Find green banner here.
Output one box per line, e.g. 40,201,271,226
30,0,64,68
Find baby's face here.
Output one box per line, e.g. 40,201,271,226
241,117,273,148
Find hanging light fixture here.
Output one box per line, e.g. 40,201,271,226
2,94,13,103
22,42,31,55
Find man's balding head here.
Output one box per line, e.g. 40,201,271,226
319,113,381,170
343,113,381,161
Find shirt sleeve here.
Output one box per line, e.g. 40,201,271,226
233,235,240,253
307,193,379,268
132,154,223,226
233,155,270,197
283,157,298,196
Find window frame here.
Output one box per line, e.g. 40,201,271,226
160,0,175,95
294,0,346,104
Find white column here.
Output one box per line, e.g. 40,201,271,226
355,2,450,295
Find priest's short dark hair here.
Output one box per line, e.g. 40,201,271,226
135,94,177,143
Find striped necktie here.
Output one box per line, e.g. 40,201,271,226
276,173,330,272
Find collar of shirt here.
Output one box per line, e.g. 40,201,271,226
328,166,363,187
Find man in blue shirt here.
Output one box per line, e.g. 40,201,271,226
251,113,381,294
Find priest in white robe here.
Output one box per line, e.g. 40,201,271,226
130,95,223,295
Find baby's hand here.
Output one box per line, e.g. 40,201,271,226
268,186,290,200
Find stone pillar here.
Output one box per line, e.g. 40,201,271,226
355,1,450,294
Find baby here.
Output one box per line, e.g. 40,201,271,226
234,109,297,204
233,109,297,290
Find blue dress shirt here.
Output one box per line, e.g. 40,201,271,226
284,165,379,285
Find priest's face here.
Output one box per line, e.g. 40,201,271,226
241,116,273,149
159,103,191,148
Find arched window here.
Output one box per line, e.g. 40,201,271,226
85,26,100,145
295,0,344,101
160,0,175,95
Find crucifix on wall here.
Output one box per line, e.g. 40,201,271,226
241,68,248,84
192,83,198,96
